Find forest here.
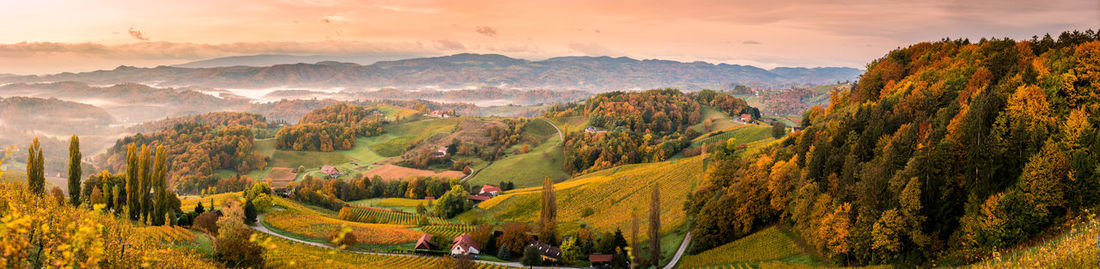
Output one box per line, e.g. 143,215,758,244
274,103,385,151
101,112,268,193
686,30,1100,266
548,89,748,173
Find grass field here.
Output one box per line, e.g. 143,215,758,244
692,124,774,147
468,156,706,240
374,104,419,120
465,134,568,188
678,226,821,268
969,216,1100,268
691,106,739,132
546,115,588,134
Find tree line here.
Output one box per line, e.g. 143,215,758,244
685,30,1100,266
274,103,385,152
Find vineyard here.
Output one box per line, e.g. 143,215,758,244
969,215,1100,268
259,233,516,269
474,155,706,238
133,225,198,244
421,224,477,238
677,227,818,268
338,206,445,225
264,210,423,245
180,191,243,211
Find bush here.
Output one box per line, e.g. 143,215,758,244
244,199,257,225
214,226,265,268
581,207,595,218
330,229,358,247
521,245,541,266
193,212,220,235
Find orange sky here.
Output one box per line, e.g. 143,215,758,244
0,0,1097,74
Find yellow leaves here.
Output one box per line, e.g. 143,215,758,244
1059,108,1092,150
871,209,904,252
816,202,852,254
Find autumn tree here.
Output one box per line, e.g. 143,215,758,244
68,135,81,206
125,144,140,220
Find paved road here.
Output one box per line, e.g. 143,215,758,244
539,118,564,141
663,232,693,269
251,214,571,268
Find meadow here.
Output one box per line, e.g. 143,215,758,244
466,118,568,188
677,226,820,268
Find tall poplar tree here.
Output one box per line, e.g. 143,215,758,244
68,135,82,206
125,144,140,220
539,177,557,244
152,146,168,226
139,145,152,223
26,137,44,195
649,183,661,266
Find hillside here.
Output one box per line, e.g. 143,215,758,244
0,54,862,91
684,32,1100,266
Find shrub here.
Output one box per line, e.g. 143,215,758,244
522,245,541,266
193,212,220,235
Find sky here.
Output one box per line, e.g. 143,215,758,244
0,0,1096,74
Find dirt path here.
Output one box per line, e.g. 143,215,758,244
539,118,564,141
250,214,570,268
663,232,692,269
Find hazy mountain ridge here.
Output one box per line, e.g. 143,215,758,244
0,54,863,91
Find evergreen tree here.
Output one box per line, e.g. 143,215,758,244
244,199,257,225
195,202,206,215
26,137,44,195
67,135,82,206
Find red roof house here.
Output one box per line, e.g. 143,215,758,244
451,233,481,255
414,234,436,250
479,185,502,196
321,165,341,178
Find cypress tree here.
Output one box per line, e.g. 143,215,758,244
68,135,82,206
26,138,44,195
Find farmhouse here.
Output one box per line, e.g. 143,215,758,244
432,146,449,158
468,195,491,203
414,234,436,251
450,233,480,255
527,241,562,262
589,254,614,268
321,165,341,178
479,185,502,197
739,113,753,123
584,127,608,134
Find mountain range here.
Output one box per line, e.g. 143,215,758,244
0,54,862,91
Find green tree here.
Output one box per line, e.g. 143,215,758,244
539,177,557,245
26,137,45,195
244,199,257,225
151,146,168,226
649,183,661,265
125,144,140,220
771,122,787,139
138,145,152,223
67,135,82,206
434,185,471,218
560,236,584,265
521,245,541,266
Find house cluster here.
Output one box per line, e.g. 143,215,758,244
584,127,608,134
737,113,754,123
414,232,566,264
468,185,502,203
426,110,454,118
320,165,342,179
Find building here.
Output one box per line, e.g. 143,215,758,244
414,234,437,251
321,165,341,178
528,241,562,263
468,195,491,204
432,146,449,158
451,233,480,255
479,185,502,197
589,254,614,268
739,113,753,123
584,127,608,134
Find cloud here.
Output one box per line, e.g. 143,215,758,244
435,40,466,50
475,26,497,37
742,40,761,45
128,28,150,41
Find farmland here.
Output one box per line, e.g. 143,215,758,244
258,233,517,269
360,164,466,180
470,155,706,238
677,226,820,268
338,206,445,225
263,209,423,246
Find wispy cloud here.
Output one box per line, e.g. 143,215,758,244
128,28,150,41
475,26,497,37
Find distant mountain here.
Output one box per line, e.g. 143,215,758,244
1,54,863,91
173,53,423,68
